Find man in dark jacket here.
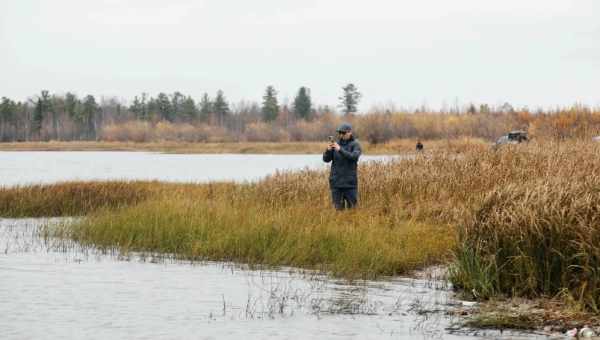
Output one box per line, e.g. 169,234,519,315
323,123,362,210
416,140,424,152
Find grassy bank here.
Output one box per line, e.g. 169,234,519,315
0,182,155,217
2,141,600,309
0,138,488,154
448,142,600,311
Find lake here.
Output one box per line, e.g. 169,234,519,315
0,151,393,186
0,218,542,340
0,152,538,339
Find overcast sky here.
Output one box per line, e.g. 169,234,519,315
1,0,599,110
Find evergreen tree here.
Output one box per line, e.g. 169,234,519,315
293,87,312,120
213,90,229,126
129,96,143,119
171,91,185,119
338,83,362,116
48,94,60,140
81,95,98,139
180,96,198,121
130,93,149,120
467,103,477,114
261,85,279,122
0,97,16,124
30,90,52,139
198,93,212,123
0,97,17,141
155,92,173,121
479,103,491,114
64,92,79,120
32,99,44,137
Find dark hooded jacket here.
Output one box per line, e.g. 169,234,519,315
323,136,362,188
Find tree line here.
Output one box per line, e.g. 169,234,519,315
0,84,361,142
1,84,599,143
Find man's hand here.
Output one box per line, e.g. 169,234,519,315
327,143,333,150
332,142,341,151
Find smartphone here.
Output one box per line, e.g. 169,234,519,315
328,136,334,143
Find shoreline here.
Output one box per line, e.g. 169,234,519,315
0,141,330,154
454,297,600,337
0,138,488,154
3,141,597,335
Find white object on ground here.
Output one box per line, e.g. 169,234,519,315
565,328,578,337
579,326,595,337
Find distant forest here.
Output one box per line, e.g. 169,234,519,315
1,85,599,143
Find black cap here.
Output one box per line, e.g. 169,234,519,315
336,123,352,133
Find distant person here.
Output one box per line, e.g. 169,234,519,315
323,123,362,210
416,140,424,152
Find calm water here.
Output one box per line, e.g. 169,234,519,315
0,152,542,339
0,219,542,340
0,151,392,186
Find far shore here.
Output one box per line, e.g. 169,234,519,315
0,138,488,154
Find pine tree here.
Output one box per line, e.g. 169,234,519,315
0,97,17,141
479,103,490,114
261,85,279,122
81,95,98,139
180,96,198,121
171,91,185,120
339,83,362,116
64,93,79,120
293,87,312,120
155,92,173,121
213,90,229,126
467,103,477,114
198,93,212,123
130,96,143,120
0,97,16,124
31,90,52,139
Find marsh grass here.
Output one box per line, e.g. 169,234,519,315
3,140,600,300
55,187,454,279
448,142,600,310
0,182,155,217
464,313,537,331
451,176,600,310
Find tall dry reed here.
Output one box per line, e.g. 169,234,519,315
4,140,600,296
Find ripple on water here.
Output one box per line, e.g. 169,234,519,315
0,218,540,340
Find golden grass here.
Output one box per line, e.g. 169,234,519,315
3,140,600,302
0,182,155,217
59,198,452,278
448,142,600,310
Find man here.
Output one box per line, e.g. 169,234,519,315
323,123,362,210
416,140,424,152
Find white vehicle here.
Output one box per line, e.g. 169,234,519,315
494,130,528,147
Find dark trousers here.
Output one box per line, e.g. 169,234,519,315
331,188,358,210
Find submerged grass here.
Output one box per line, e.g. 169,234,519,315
464,312,537,331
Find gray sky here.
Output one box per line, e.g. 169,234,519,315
1,0,599,110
